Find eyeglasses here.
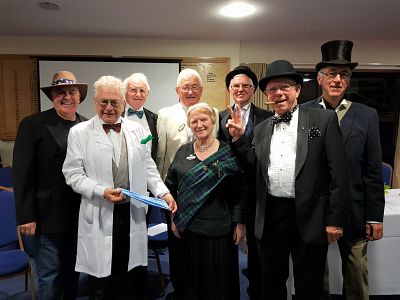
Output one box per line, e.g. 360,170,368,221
319,71,351,80
264,84,297,95
97,99,122,108
128,88,147,95
230,83,253,91
180,85,201,93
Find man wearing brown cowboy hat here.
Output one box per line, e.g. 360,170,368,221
226,59,349,299
13,70,87,299
303,40,385,299
219,65,272,299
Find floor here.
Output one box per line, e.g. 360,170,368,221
1,242,400,299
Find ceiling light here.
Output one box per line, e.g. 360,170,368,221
220,2,256,18
38,2,60,11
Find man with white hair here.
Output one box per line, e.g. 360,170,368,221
123,73,158,162
156,68,219,180
63,75,177,299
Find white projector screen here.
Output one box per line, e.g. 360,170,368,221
39,59,181,118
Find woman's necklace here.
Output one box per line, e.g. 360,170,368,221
196,137,215,153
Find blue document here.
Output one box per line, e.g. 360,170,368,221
121,189,169,210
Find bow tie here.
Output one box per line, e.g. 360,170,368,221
271,105,298,125
103,123,121,133
127,108,144,119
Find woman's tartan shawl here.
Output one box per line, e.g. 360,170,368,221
173,144,242,231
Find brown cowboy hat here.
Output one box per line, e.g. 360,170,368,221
315,40,358,71
41,70,88,102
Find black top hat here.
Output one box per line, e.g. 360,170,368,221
225,65,258,90
315,40,358,71
259,60,303,92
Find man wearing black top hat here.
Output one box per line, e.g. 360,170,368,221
13,71,87,299
220,65,272,299
303,40,384,299
226,60,349,299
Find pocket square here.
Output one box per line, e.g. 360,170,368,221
308,127,321,139
141,135,153,144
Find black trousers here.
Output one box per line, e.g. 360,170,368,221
88,203,147,300
257,195,328,300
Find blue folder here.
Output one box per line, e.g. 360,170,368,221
121,189,169,210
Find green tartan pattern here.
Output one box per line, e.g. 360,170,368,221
173,144,242,231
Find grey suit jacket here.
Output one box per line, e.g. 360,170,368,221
232,106,349,244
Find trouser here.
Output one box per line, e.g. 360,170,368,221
33,232,79,300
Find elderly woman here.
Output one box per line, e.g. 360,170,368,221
165,102,247,300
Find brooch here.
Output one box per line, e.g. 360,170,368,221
186,154,196,160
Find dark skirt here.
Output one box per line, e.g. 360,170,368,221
174,230,240,300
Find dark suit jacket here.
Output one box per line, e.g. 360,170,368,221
219,103,273,143
302,98,384,239
13,108,86,234
232,106,349,244
143,107,158,162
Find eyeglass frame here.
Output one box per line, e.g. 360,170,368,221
128,88,148,95
263,83,298,95
97,99,123,108
319,70,351,80
230,83,254,91
179,85,202,93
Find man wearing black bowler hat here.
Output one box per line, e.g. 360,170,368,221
226,60,349,299
220,65,272,299
303,40,384,299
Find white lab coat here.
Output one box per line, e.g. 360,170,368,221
63,115,169,278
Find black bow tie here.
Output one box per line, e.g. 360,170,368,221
271,105,298,125
103,123,121,133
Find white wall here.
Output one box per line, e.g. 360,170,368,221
1,36,399,164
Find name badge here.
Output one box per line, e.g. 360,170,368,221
186,154,196,160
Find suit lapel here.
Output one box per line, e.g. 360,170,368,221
45,109,70,151
144,108,157,138
295,108,309,178
260,120,273,181
339,105,356,145
221,107,233,140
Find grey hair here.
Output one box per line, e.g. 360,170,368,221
93,75,126,101
176,68,203,87
123,73,150,92
232,74,254,87
187,102,216,125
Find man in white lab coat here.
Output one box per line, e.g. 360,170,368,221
63,75,176,299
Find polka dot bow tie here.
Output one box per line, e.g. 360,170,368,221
271,105,298,125
102,123,121,133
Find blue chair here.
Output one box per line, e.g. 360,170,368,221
382,162,393,187
0,188,35,299
147,207,168,296
0,162,13,188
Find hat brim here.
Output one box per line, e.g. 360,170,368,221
41,83,88,102
259,73,303,93
316,61,358,71
225,68,258,90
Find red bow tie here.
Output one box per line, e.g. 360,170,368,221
102,123,121,133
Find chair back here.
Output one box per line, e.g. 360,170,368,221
0,189,18,247
382,162,393,186
0,166,13,188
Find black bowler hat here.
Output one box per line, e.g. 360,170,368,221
259,60,303,92
225,65,258,90
316,40,358,71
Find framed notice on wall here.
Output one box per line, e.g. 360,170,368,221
181,57,230,112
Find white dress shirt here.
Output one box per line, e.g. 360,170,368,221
125,104,152,149
268,108,299,198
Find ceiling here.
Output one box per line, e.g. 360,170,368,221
0,0,399,42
